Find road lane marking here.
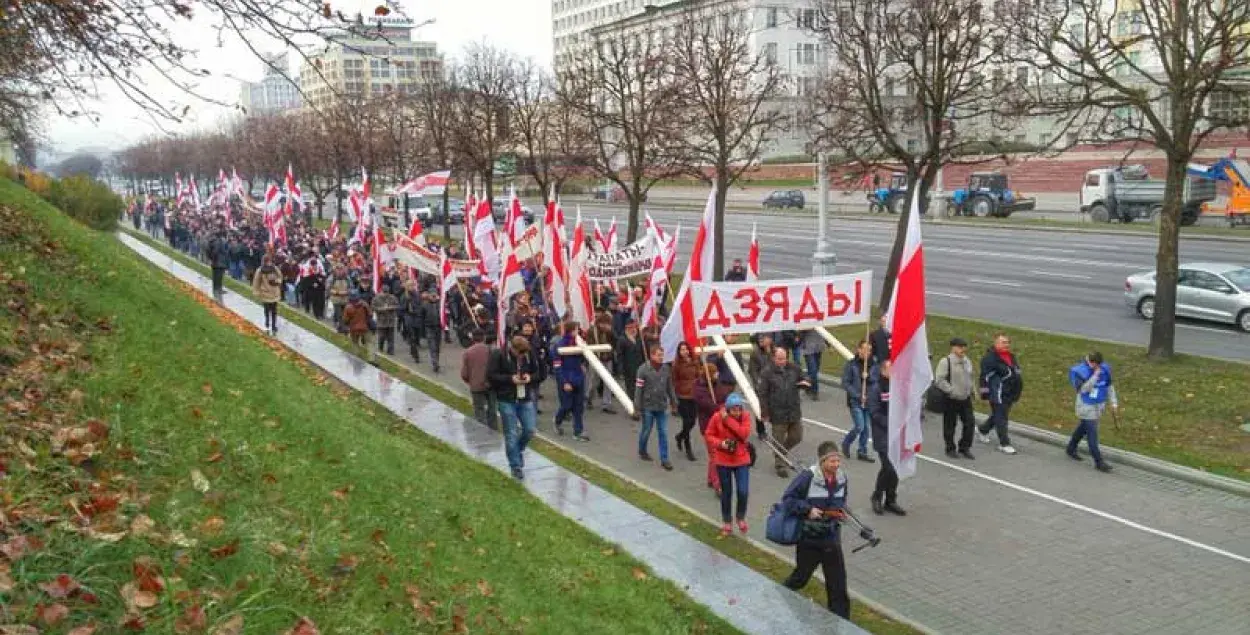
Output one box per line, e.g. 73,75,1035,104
800,417,1250,566
928,291,971,299
1026,247,1079,254
968,277,1023,288
1029,270,1092,280
1178,324,1239,335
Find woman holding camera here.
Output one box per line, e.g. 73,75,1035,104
705,393,754,537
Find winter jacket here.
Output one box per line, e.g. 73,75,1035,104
670,357,701,400
372,292,400,329
616,334,647,382
869,327,891,367
980,348,1023,405
1071,361,1118,420
206,236,230,269
486,347,538,402
342,301,371,335
693,379,732,431
868,371,890,453
758,362,805,424
460,343,492,393
251,265,284,304
634,362,676,413
841,356,872,408
934,353,975,402
587,323,616,363
799,329,827,356
329,277,351,306
705,409,754,467
748,345,774,386
780,466,848,547
417,297,442,329
551,334,586,387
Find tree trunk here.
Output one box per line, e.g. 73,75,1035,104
442,185,452,242
1147,154,1189,360
713,172,730,281
334,173,344,225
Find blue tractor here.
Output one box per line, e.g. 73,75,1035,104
949,172,1036,218
868,173,909,214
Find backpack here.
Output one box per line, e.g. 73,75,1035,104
925,356,952,411
765,502,802,546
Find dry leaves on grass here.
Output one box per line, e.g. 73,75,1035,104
121,582,160,610
199,516,226,536
174,604,208,634
210,615,244,635
283,617,320,635
67,625,98,635
209,539,240,560
35,603,70,625
631,568,648,581
39,574,81,599
1,534,44,561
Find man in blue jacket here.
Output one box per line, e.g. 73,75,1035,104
780,440,851,619
1067,352,1117,473
551,321,590,442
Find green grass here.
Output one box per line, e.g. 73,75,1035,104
0,179,737,634
942,215,1250,237
118,227,924,635
827,313,1250,481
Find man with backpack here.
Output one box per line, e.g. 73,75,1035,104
1067,352,1117,473
933,337,976,460
778,440,852,619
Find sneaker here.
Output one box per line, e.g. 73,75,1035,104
1095,463,1113,473
945,449,959,459
1067,450,1083,461
661,461,674,471
639,452,653,462
573,434,591,442
978,432,993,444
958,450,976,460
871,498,884,515
719,524,732,537
737,520,749,534
998,444,1018,455
840,441,851,458
555,425,565,436
601,406,617,414
883,502,907,516
510,468,524,481
857,452,876,463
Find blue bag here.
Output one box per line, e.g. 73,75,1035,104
765,503,801,546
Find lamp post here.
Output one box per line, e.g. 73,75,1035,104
811,151,837,276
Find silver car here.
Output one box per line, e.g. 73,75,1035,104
1124,262,1250,332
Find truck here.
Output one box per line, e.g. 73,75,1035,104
948,172,1036,218
867,173,908,214
1079,165,1216,226
1186,159,1250,228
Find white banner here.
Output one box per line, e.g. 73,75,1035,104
392,234,482,279
587,234,656,281
689,272,872,337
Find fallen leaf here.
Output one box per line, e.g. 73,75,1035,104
0,563,11,592
451,614,468,634
130,514,156,536
202,383,213,395
191,407,203,419
191,469,211,493
174,604,208,633
133,556,165,593
36,603,70,625
261,473,278,484
330,485,352,500
39,573,81,599
211,615,244,635
120,612,146,630
369,529,385,544
283,617,320,635
1,534,44,561
121,582,159,610
600,548,615,557
476,579,493,597
631,568,648,581
200,516,226,536
266,542,289,557
205,452,223,463
210,539,240,560
68,625,98,635
0,626,38,635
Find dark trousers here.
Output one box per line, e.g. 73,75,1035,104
1068,418,1105,465
676,398,697,440
873,452,899,505
979,401,1013,446
555,383,586,435
262,302,278,330
407,327,422,361
377,326,395,354
211,267,226,294
427,333,441,371
715,465,749,523
784,542,851,619
943,398,976,452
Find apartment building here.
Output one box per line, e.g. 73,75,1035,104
298,15,444,111
239,53,302,115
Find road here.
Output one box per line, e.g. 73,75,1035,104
565,205,1250,361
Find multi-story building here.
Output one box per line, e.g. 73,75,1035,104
239,53,302,115
298,15,443,111
554,0,822,158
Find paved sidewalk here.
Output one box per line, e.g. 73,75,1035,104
120,233,861,635
123,234,1250,635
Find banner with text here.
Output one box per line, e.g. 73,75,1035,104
587,234,656,281
392,234,483,279
689,272,872,337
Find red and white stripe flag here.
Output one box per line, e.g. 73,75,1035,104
174,173,185,208
463,190,477,258
544,195,569,320
567,207,594,329
593,219,607,252
886,187,931,480
190,175,202,209
644,212,666,243
505,188,526,247
284,164,303,216
396,169,451,197
231,168,244,198
439,251,455,329
408,216,425,243
472,197,499,282
660,188,716,362
497,239,526,344
746,223,761,281
372,226,388,294
325,216,341,242
606,217,618,251
641,225,679,327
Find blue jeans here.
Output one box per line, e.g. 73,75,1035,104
844,404,871,454
555,382,586,435
1067,418,1104,466
229,260,244,280
803,352,822,394
715,465,750,523
638,409,669,462
499,400,537,471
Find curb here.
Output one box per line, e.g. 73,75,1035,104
816,373,1250,498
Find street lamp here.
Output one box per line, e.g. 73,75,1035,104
811,151,837,276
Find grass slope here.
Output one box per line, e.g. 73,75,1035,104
0,179,736,634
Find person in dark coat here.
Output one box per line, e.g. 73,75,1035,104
416,291,444,372
868,361,906,516
205,228,230,295
399,282,423,361
780,440,852,620
977,333,1023,455
869,314,890,367
758,348,811,478
551,321,589,441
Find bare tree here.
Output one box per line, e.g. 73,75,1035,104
1003,0,1250,359
671,4,788,279
559,26,690,242
452,44,518,205
413,70,462,239
510,59,593,205
806,0,1017,307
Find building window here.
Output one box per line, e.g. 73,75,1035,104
797,9,816,29
764,42,777,64
800,43,816,64
1016,66,1028,87
906,139,919,153
766,7,778,28
1209,90,1250,122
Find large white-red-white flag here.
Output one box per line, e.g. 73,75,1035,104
544,195,569,320
372,226,389,294
747,223,760,282
439,252,455,329
660,188,716,362
504,188,527,247
472,197,499,282
463,190,478,258
497,239,526,344
567,208,594,329
887,187,931,480
395,170,451,197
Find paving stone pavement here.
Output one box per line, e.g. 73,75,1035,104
119,234,861,635
122,233,1250,635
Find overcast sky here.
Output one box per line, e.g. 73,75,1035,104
45,0,552,156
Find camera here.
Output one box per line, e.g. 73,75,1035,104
724,439,738,453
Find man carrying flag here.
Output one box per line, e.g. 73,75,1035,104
870,186,930,516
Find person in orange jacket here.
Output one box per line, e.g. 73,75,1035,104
705,393,754,537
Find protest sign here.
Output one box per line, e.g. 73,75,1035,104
689,272,872,337
587,234,656,281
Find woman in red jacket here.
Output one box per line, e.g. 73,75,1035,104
693,363,732,494
705,393,754,537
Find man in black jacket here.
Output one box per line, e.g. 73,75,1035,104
488,336,537,480
977,333,1023,455
416,290,444,372
868,361,906,516
205,227,230,296
759,348,812,478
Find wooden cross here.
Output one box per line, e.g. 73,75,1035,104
555,336,636,416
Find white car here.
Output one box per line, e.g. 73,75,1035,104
1124,262,1250,332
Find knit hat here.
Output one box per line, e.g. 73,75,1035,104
725,393,745,408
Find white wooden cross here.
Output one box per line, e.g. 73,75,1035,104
555,336,636,416
695,335,761,418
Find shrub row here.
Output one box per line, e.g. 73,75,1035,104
2,160,123,231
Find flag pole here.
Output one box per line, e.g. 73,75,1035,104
455,279,481,328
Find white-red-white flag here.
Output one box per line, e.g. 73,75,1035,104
497,242,525,344
641,225,680,327
396,169,450,197
439,251,456,329
325,216,341,242
544,196,569,320
747,223,760,282
231,168,244,198
463,190,477,258
472,197,499,282
886,187,931,480
644,212,666,243
660,188,716,362
606,217,618,251
593,219,607,252
567,207,594,329
284,164,299,216
505,188,527,247
174,173,185,208
408,216,425,243
190,175,202,209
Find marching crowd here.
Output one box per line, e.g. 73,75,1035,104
126,198,1122,622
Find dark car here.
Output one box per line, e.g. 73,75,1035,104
431,200,465,224
763,189,805,210
490,198,535,223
